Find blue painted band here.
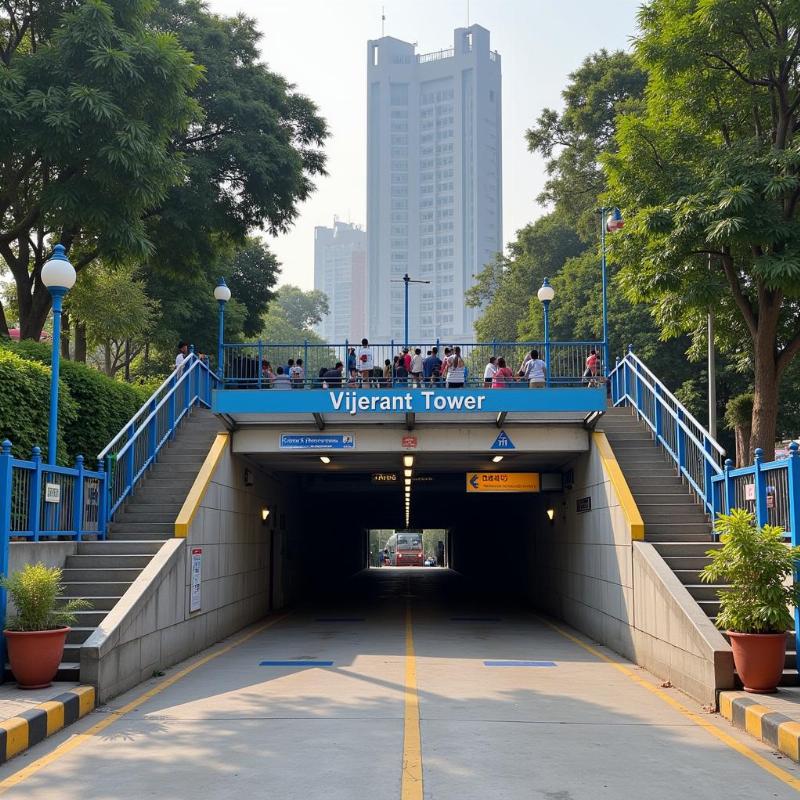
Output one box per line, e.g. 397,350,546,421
483,661,557,667
259,660,334,667
213,387,606,416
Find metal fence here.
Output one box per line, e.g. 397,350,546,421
221,340,605,389
0,444,106,541
97,353,218,519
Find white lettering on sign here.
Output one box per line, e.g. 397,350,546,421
420,391,485,411
44,483,61,504
327,390,489,415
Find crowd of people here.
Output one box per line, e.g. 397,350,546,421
247,338,601,390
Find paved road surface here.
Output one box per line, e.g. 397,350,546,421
0,568,798,799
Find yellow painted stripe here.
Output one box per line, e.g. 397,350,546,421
173,433,229,538
72,686,95,718
38,702,64,737
538,615,800,792
0,718,28,761
402,602,423,800
779,722,800,762
744,705,771,740
0,612,289,795
719,692,735,720
593,431,645,541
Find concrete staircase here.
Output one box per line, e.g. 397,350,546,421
51,409,224,681
598,406,797,686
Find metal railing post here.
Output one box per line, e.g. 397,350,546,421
723,458,735,516
97,458,108,538
0,440,12,678
624,349,632,401
73,455,84,541
30,446,42,541
258,341,263,389
168,376,177,440
304,339,309,383
754,448,767,528
654,383,663,443
126,422,136,499
148,398,157,466
104,455,114,536
676,409,686,479
787,443,800,667
703,436,715,517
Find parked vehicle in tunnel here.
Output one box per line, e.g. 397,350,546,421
385,532,424,566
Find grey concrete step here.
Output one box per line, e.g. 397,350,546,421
140,463,201,475
65,554,152,569
67,627,96,645
120,511,180,524
109,532,174,541
662,556,714,570
620,467,679,477
651,542,722,557
121,503,182,515
110,522,174,534
61,567,142,582
684,584,727,601
645,533,714,542
609,439,658,449
697,599,721,617
156,453,207,465
646,522,713,535
77,541,163,555
72,610,110,627
60,581,131,597
642,514,710,527
628,481,686,492
58,595,120,610
615,452,672,464
672,570,712,584
128,491,192,504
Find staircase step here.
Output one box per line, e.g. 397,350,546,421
652,542,722,557
697,600,721,617
640,512,709,525
121,503,182,515
156,454,207,465
128,491,192,505
662,556,714,570
645,533,714,542
619,467,678,476
58,596,121,610
119,511,181,524
672,570,712,584
61,567,142,582
609,440,658,449
60,581,131,597
67,627,96,645
65,554,152,569
646,522,713,535
72,610,110,626
109,532,174,541
628,482,686,493
77,540,163,555
110,522,174,534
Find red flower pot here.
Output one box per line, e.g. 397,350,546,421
728,631,787,694
4,628,69,689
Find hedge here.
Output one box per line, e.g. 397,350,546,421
0,349,76,464
0,340,150,466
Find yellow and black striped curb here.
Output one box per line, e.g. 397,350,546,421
719,691,800,761
0,686,95,764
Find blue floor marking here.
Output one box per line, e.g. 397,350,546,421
484,661,556,667
259,660,335,667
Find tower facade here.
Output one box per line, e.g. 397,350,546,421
366,25,502,343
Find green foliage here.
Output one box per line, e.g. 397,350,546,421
0,348,75,464
0,339,147,462
261,285,328,345
1,564,91,632
725,393,754,431
700,510,800,634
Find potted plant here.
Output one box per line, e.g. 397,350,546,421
1,563,90,689
701,509,800,693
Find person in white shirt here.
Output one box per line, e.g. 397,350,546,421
521,349,547,388
290,357,305,389
446,346,466,388
175,341,189,372
409,348,424,387
272,366,291,389
483,356,497,387
357,338,373,387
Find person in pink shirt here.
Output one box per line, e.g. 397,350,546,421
491,357,515,388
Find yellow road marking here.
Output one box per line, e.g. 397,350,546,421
538,615,800,793
402,602,423,800
0,613,289,795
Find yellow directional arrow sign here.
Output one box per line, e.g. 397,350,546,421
466,472,540,493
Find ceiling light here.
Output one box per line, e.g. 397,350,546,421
404,478,411,486
492,455,504,463
404,469,412,478
320,456,331,464
403,455,414,468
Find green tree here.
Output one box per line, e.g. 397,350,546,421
605,0,800,458
271,285,330,332
0,0,200,339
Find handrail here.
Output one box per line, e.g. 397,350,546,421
609,349,725,515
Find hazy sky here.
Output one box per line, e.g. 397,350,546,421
207,0,642,290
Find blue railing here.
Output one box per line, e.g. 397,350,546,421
610,349,725,516
98,353,218,519
220,340,604,389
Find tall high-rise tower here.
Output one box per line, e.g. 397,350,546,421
366,25,502,343
314,220,367,342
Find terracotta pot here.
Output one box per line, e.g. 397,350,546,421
4,628,69,689
728,630,787,694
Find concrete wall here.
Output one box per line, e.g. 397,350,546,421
529,442,733,705
81,443,304,702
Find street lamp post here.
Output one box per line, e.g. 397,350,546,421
537,277,555,386
214,278,231,381
41,244,76,464
600,207,624,377
391,273,431,348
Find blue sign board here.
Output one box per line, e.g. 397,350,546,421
279,434,355,450
491,431,515,450
213,387,606,416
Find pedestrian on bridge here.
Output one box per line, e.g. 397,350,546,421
357,339,373,387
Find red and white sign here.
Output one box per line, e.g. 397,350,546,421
190,548,202,613
745,484,756,501
402,435,417,449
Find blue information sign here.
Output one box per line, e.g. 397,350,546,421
279,434,355,450
491,431,515,450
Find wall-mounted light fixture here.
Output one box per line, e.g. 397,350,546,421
492,455,504,463
261,507,271,524
546,508,555,522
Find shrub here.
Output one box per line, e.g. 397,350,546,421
1,563,90,631
0,349,75,464
0,340,150,464
700,509,800,633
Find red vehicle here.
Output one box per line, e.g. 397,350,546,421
386,532,424,566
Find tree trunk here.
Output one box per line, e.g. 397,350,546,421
750,306,780,461
74,323,87,363
734,423,751,468
19,286,51,341
0,302,9,338
60,311,71,359
104,342,112,376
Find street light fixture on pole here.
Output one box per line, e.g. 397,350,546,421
214,278,231,381
599,207,624,378
537,277,555,386
391,273,430,348
41,244,76,465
